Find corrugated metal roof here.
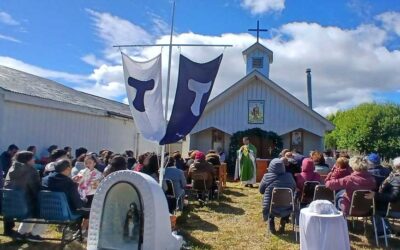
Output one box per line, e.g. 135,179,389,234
0,65,132,118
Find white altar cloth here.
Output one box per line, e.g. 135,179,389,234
299,207,350,250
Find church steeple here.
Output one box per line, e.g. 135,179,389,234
243,21,273,78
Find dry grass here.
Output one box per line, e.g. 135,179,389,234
1,182,400,249
177,184,297,250
177,182,400,250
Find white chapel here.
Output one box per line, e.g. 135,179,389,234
184,40,334,159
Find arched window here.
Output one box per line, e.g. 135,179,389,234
98,182,143,250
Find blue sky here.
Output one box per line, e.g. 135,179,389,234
0,0,399,115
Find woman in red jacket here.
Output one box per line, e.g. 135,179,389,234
325,157,352,182
326,156,376,215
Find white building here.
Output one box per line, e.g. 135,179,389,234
0,65,158,156
186,41,334,158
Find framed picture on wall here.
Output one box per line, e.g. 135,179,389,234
248,100,264,124
290,130,304,154
291,131,302,145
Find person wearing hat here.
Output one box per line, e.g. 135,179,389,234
367,153,391,189
188,151,216,203
3,151,46,242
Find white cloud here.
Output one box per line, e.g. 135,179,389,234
0,56,87,84
77,10,400,116
149,12,170,36
3,10,400,117
241,0,285,14
0,11,19,26
75,64,126,99
376,11,400,36
347,0,371,19
86,8,153,63
76,81,125,100
81,54,108,67
0,33,20,43
86,9,152,45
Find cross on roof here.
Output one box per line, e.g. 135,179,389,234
248,20,268,43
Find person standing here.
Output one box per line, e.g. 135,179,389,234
0,144,19,179
235,137,257,187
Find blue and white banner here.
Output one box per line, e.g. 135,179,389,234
160,54,223,145
122,52,166,142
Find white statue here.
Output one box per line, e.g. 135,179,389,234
124,202,139,240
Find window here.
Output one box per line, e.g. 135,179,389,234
98,182,142,250
252,57,263,69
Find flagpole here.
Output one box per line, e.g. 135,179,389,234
159,0,176,185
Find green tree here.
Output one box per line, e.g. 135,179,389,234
325,103,400,159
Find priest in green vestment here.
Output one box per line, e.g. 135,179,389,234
235,137,257,187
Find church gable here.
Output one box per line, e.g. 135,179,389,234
192,71,332,137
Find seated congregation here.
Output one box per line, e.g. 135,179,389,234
0,144,226,244
1,142,399,247
259,148,400,246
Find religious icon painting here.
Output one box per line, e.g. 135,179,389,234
291,131,303,146
248,100,264,124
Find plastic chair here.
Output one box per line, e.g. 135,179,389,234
348,190,379,246
313,185,335,205
298,181,320,208
382,200,400,247
269,187,297,241
39,191,82,222
39,191,83,246
2,189,30,219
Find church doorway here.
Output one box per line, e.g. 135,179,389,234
228,128,283,160
211,129,225,151
247,135,274,159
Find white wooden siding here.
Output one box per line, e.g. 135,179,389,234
192,78,327,137
0,94,158,156
246,49,270,77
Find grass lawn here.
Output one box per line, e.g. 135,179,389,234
1,182,399,249
177,182,400,250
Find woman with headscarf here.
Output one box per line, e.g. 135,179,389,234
295,158,321,193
